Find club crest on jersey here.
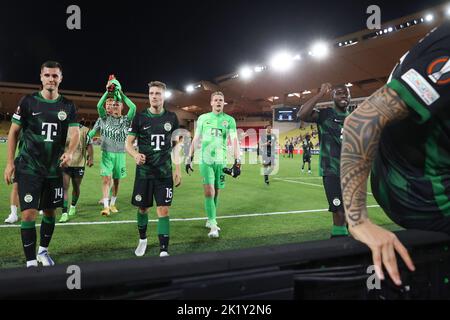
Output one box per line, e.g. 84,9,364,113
333,198,341,206
222,120,229,127
135,194,142,202
24,194,33,203
164,122,172,132
58,111,67,121
427,56,450,85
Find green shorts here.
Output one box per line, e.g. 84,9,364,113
100,151,127,179
200,163,226,189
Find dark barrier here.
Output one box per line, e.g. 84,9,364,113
0,230,449,299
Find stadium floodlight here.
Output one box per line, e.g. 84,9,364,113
345,83,353,87
388,27,393,32
293,54,301,60
164,90,172,99
447,6,450,17
239,66,253,80
185,84,194,93
302,90,312,95
425,14,434,22
309,41,329,59
254,66,264,73
270,51,294,72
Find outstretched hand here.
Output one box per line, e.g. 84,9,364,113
349,219,415,286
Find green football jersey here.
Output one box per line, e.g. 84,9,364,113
315,107,348,177
371,22,450,218
12,92,78,177
195,112,237,165
128,108,180,179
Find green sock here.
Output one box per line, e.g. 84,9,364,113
205,197,217,226
214,196,218,208
63,200,68,214
71,195,79,206
331,225,349,236
157,216,170,235
137,211,148,239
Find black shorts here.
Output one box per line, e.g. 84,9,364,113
63,167,85,178
131,177,174,208
303,155,311,162
323,175,343,213
16,171,64,211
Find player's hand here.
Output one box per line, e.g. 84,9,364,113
4,163,15,185
231,159,241,178
320,83,332,95
185,156,194,175
134,153,146,165
60,152,73,167
173,171,182,187
349,219,415,286
87,159,94,167
110,79,122,91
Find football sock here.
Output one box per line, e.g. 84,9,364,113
204,197,217,226
40,215,55,248
137,211,148,240
21,221,36,262
157,216,170,252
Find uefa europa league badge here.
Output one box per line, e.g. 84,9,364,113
58,110,67,121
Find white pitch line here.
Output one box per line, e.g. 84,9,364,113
275,178,374,196
0,205,380,228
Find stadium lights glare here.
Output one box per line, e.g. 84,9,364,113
302,90,312,95
293,54,301,60
239,66,253,80
425,14,434,22
270,51,295,72
345,83,353,87
447,6,450,16
288,93,301,98
164,90,172,99
309,41,329,59
254,66,264,73
185,84,194,93
388,27,393,32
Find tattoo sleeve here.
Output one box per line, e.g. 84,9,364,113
341,85,409,227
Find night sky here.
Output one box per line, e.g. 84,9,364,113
0,0,446,93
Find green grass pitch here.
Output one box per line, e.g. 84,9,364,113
0,143,398,268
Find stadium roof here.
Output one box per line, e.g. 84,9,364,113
0,4,447,119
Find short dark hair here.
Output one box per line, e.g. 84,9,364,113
148,81,166,91
40,61,62,72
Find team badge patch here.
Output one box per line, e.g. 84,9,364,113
135,195,142,202
222,120,229,127
164,122,172,132
332,198,341,207
401,68,440,106
58,111,67,121
24,194,33,203
427,56,450,85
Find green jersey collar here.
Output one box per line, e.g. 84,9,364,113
36,91,62,103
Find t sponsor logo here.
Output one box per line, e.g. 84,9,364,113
151,134,165,151
42,123,58,142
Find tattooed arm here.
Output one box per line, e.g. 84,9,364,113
341,85,415,286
